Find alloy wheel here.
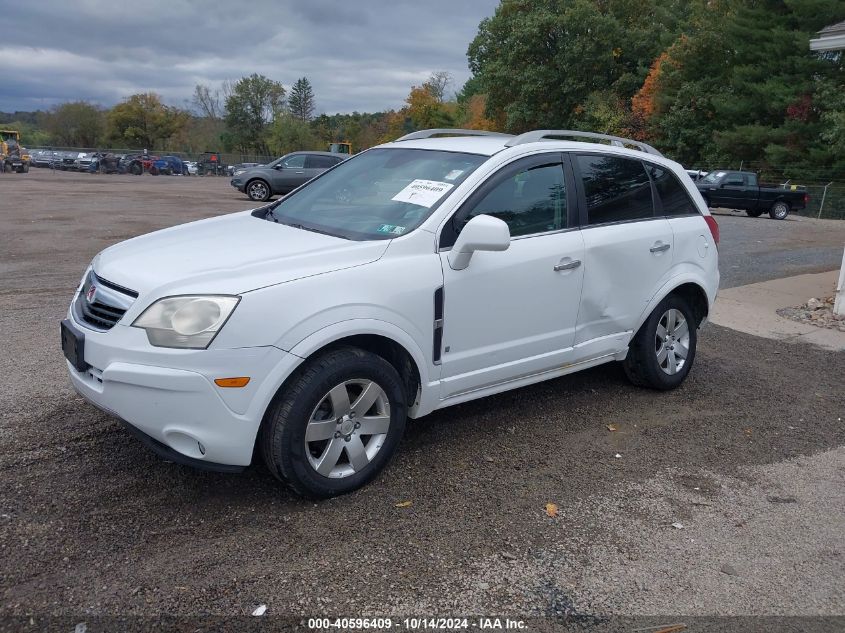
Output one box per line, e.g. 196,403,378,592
305,379,391,479
248,181,268,201
654,308,690,375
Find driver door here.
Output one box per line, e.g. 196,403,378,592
437,154,585,400
271,154,307,192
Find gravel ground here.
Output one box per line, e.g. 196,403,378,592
1,171,844,625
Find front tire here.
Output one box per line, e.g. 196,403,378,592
623,295,697,390
246,179,271,202
769,201,790,220
260,347,407,498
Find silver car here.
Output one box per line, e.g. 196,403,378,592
230,151,345,202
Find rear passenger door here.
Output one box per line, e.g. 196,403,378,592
304,154,337,180
572,153,674,353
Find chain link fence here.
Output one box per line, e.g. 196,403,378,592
799,183,845,220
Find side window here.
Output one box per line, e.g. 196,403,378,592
282,154,306,169
723,173,744,186
649,166,700,216
746,173,758,187
306,155,337,169
463,163,567,238
576,155,654,225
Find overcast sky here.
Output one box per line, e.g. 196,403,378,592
0,0,500,114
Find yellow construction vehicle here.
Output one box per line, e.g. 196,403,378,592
0,130,30,173
328,141,352,155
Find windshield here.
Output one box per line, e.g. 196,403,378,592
700,171,725,185
267,148,488,240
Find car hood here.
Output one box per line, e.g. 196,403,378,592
93,210,389,297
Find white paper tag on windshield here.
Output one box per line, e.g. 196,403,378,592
391,179,454,208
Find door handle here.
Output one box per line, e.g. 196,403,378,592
554,259,581,271
650,242,671,253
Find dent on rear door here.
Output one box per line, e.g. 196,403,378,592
575,219,675,346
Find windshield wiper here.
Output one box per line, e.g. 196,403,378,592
282,222,348,239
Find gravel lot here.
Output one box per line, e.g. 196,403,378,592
1,171,844,626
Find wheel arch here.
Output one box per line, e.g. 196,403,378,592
635,276,713,336
267,320,431,422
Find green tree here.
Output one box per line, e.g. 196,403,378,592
106,93,188,149
467,0,690,132
224,74,286,153
288,77,316,122
646,0,845,174
44,101,105,147
270,113,319,154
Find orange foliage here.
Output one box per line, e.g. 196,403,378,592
406,85,441,128
463,94,499,131
632,52,668,122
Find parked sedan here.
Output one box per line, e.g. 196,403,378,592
230,152,345,202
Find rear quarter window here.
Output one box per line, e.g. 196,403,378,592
576,154,655,225
648,166,700,216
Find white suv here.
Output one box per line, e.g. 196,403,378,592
61,129,720,498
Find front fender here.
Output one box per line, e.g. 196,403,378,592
288,318,437,417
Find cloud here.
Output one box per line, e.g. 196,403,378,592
0,0,499,114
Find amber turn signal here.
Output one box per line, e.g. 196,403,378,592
214,377,250,388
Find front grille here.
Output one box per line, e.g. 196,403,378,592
73,271,137,331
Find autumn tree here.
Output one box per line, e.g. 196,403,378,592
106,93,188,149
467,0,691,132
423,71,453,102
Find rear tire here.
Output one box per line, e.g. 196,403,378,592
746,209,763,217
260,347,407,499
623,294,697,390
130,162,142,176
769,201,790,220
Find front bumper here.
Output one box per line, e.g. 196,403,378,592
64,311,298,467
230,178,245,192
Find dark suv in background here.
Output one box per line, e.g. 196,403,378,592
231,151,345,201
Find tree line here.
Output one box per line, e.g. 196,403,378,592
3,0,843,181
466,0,845,182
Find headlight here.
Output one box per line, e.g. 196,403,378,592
132,295,239,349
234,169,246,176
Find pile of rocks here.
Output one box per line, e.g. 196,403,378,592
777,296,845,332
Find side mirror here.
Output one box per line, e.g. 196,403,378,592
447,214,510,271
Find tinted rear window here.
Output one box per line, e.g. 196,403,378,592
576,155,655,225
649,166,699,216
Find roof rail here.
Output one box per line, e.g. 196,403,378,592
504,130,663,157
394,129,514,142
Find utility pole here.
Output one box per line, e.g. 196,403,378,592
835,246,845,317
